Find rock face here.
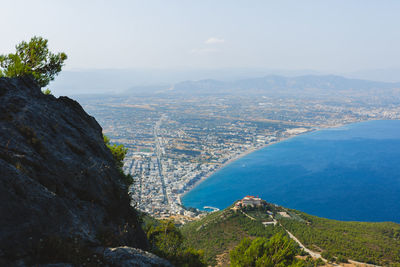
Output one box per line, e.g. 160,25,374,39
102,247,174,267
0,77,166,265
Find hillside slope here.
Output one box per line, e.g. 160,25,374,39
279,210,400,266
181,202,400,266
181,205,284,265
0,77,171,266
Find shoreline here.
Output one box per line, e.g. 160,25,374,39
178,119,374,206
179,118,398,210
179,129,316,205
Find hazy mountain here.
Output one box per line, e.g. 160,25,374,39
170,75,400,97
51,69,400,98
50,69,324,96
344,67,400,83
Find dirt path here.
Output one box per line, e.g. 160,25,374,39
243,211,381,267
240,210,256,220
281,225,381,267
285,229,324,260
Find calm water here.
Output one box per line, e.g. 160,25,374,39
182,120,400,222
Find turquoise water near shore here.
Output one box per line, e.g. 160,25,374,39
182,120,400,223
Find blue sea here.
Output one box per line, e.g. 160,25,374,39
182,120,400,223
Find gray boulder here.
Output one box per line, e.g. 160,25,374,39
102,247,174,267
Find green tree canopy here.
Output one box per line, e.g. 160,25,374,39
103,134,133,186
147,220,183,257
230,233,304,267
0,36,67,87
146,220,206,267
103,135,128,169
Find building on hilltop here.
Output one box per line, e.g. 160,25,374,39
235,195,263,207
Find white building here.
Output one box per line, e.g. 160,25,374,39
236,195,263,207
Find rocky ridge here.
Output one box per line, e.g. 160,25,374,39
0,77,171,266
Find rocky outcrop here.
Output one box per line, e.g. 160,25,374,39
102,247,174,267
0,77,167,266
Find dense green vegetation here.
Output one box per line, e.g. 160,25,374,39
181,207,285,265
103,135,128,169
230,233,304,267
181,203,400,266
103,135,133,186
0,36,67,87
280,210,400,266
246,210,272,221
143,219,206,266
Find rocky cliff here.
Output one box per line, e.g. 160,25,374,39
0,77,171,266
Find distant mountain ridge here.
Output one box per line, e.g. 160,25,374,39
169,75,400,96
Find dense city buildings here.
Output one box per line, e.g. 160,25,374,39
78,91,400,218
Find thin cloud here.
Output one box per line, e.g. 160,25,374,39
205,37,225,44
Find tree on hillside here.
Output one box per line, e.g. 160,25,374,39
103,135,128,169
103,134,133,186
146,220,206,267
230,233,304,267
0,36,67,87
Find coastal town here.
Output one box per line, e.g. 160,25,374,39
79,92,400,218
120,112,307,218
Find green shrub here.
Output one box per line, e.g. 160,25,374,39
103,135,127,168
42,88,51,95
315,258,325,266
146,220,206,266
230,233,304,267
336,255,348,263
103,134,132,187
321,251,335,262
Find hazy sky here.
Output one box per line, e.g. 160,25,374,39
2,0,400,73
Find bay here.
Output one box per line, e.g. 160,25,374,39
181,120,400,222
